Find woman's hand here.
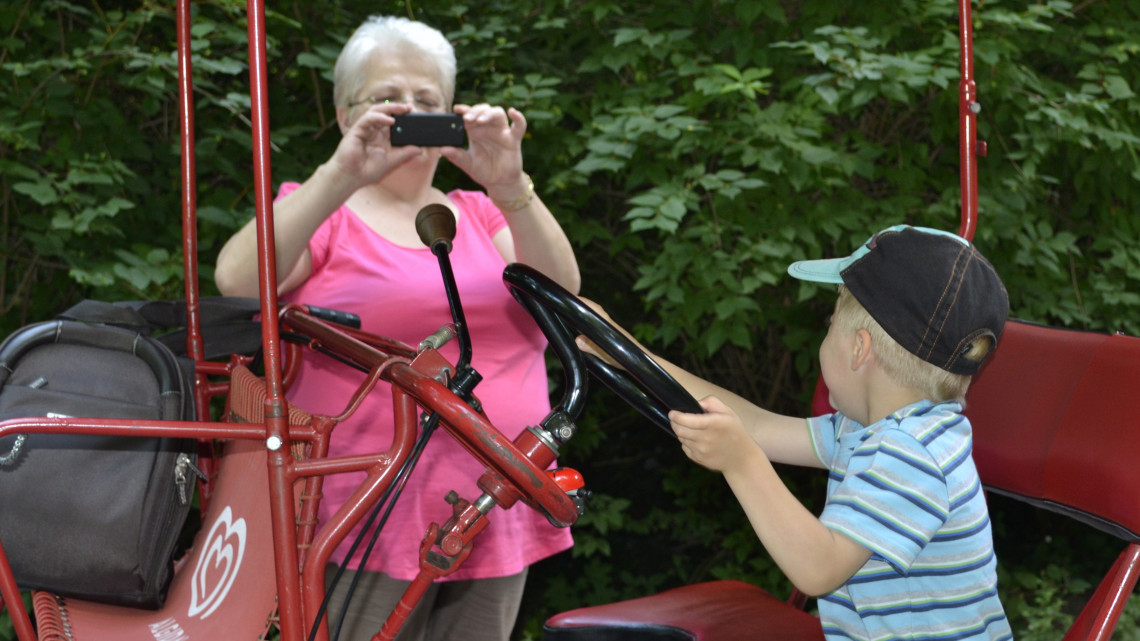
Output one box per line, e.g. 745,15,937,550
329,103,423,189
441,103,528,198
442,102,581,293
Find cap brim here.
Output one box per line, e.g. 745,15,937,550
787,257,848,284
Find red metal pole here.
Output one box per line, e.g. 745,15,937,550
1070,543,1140,641
244,0,304,639
958,0,979,241
0,417,268,441
177,0,204,371
244,2,282,390
0,540,35,640
176,0,219,517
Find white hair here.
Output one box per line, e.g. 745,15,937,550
333,15,456,109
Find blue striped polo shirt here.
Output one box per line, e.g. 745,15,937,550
807,400,1012,640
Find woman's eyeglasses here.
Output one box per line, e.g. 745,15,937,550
347,95,444,111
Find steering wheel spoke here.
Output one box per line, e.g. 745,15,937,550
503,264,701,435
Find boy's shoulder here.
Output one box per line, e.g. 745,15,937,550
863,400,975,471
872,400,964,433
811,401,975,471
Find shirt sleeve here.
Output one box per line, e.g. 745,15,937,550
274,181,334,271
819,430,950,573
449,190,508,238
808,413,841,467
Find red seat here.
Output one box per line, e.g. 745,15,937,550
965,321,1140,541
964,321,1140,641
543,580,823,641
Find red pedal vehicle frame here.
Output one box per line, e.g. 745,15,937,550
1,0,1138,640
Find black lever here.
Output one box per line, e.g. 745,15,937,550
414,204,480,397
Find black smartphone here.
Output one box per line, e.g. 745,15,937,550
390,113,466,147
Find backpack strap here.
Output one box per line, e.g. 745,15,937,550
56,299,151,331
58,297,264,360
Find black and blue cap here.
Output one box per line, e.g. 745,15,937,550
788,225,1009,375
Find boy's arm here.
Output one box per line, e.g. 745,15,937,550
673,397,873,596
575,299,820,467
663,362,820,468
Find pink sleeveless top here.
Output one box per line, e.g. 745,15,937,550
280,183,573,580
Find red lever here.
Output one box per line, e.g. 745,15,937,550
549,467,585,492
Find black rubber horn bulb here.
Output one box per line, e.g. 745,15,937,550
415,203,457,253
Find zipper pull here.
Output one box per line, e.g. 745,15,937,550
174,453,207,506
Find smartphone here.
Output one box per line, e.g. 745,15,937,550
390,113,466,147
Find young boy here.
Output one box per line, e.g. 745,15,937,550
598,225,1013,639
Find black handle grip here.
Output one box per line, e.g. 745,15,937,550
305,304,361,329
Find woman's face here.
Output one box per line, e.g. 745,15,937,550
344,46,447,126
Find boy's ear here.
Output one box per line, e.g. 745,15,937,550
851,329,874,370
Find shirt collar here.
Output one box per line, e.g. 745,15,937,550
885,398,962,422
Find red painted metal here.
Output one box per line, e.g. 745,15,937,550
300,388,420,641
381,363,576,526
283,312,579,526
0,417,266,442
957,0,979,241
376,522,476,641
175,0,222,518
177,0,204,378
0,537,34,640
545,580,824,640
240,0,308,636
280,307,393,372
1062,544,1140,641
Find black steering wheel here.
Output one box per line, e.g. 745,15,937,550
503,263,702,435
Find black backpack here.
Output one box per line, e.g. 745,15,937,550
0,310,204,608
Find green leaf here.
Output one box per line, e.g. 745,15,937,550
295,52,326,68
12,180,58,205
1104,76,1135,100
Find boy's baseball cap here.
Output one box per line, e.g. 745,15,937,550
788,225,1009,375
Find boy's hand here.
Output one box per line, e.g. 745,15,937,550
573,297,635,370
671,396,764,474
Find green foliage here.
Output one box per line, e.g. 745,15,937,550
1001,564,1080,638
2,0,1140,639
987,494,1140,640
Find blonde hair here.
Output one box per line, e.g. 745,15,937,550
831,286,972,403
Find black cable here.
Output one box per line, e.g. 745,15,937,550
332,414,440,641
307,413,438,641
288,319,481,641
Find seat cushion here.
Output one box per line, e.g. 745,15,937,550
543,580,823,641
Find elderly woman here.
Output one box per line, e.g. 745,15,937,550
214,15,578,641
